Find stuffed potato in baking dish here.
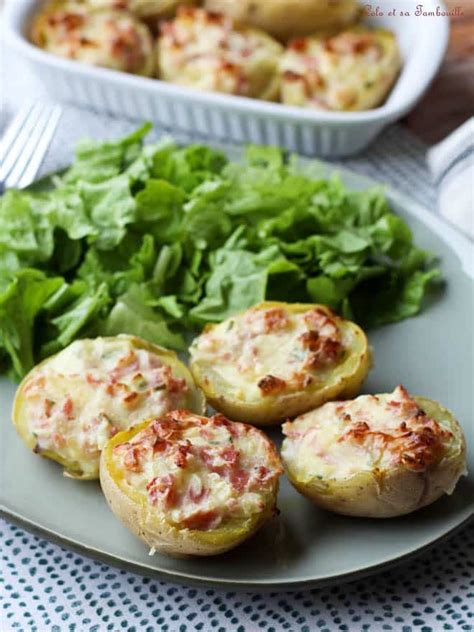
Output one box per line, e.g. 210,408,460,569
31,1,155,76
100,410,283,556
13,335,205,480
157,7,283,100
281,386,467,518
280,26,401,111
204,0,360,41
189,301,371,425
29,1,403,112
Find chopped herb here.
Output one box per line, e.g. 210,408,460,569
290,350,306,363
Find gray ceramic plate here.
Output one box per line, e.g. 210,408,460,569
1,162,473,591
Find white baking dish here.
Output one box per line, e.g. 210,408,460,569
4,0,449,157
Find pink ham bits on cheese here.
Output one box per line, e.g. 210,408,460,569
112,410,283,530
14,336,201,479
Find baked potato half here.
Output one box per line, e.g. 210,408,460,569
281,385,467,518
157,7,283,100
13,335,205,480
189,301,371,426
280,26,401,111
204,0,360,41
31,1,155,76
100,410,283,556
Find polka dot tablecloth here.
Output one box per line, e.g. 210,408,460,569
0,68,473,630
1,519,473,631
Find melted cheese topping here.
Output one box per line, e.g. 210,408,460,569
112,411,282,530
32,4,154,76
280,27,401,111
282,386,457,481
21,337,191,476
190,305,346,401
157,7,283,99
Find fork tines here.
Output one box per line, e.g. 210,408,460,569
0,103,62,191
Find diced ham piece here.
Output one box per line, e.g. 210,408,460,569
43,399,54,418
86,373,102,386
245,307,290,336
146,474,177,507
122,445,144,472
257,374,286,395
62,397,74,419
181,509,221,530
109,350,140,382
230,468,249,493
188,475,207,504
174,441,192,468
51,432,66,448
122,391,139,407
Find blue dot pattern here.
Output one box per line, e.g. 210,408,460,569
1,518,473,631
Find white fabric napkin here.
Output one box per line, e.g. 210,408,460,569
427,118,474,239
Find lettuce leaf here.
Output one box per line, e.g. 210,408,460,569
101,284,185,350
0,127,442,379
0,270,64,378
62,123,152,184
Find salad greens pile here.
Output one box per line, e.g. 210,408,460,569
0,124,440,380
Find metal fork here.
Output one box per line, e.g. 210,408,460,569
0,103,62,193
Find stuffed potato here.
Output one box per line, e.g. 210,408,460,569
157,7,283,100
100,410,283,556
31,1,155,76
13,335,205,480
281,385,467,518
280,26,401,111
204,0,360,41
189,301,371,426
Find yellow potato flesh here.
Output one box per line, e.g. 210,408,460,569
190,301,371,426
283,396,467,518
100,419,279,556
12,335,205,480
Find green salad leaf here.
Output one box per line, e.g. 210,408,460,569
0,127,441,380
0,270,64,378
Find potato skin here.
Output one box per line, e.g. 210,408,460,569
204,0,360,41
282,397,467,518
189,301,371,426
100,418,282,556
12,335,206,480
